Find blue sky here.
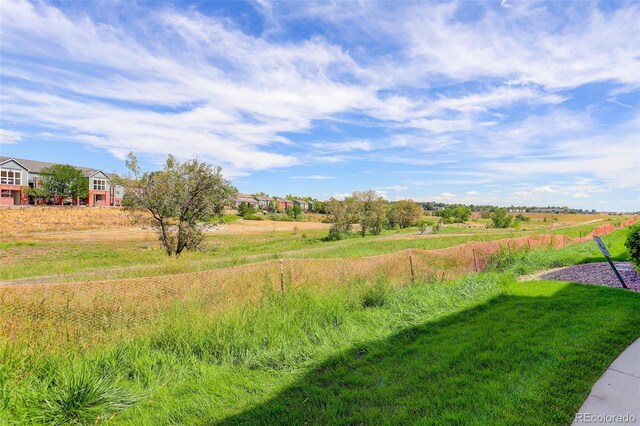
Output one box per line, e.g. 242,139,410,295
1,0,639,211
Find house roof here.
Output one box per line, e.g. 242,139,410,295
0,156,105,177
235,193,257,202
294,199,308,204
254,195,272,201
274,197,288,202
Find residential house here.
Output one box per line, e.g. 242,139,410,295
274,197,289,212
294,199,310,212
0,156,124,207
254,195,272,211
234,193,258,209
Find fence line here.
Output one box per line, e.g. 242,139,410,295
1,218,637,349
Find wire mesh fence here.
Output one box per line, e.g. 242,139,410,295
1,218,637,350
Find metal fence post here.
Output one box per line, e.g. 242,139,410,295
280,258,285,298
409,250,415,285
472,245,478,272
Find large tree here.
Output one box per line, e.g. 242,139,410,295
120,153,237,256
325,196,359,235
39,164,88,201
352,190,388,237
388,200,423,229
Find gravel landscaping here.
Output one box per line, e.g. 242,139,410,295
523,262,640,292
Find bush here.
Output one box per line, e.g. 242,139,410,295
491,208,512,228
625,224,640,270
416,219,433,234
323,226,345,241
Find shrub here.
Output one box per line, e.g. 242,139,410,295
432,221,442,233
491,208,512,228
625,224,640,270
323,226,345,241
416,219,432,234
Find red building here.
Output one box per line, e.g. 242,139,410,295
0,156,124,207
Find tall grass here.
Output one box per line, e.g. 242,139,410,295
1,228,636,424
485,227,631,276
1,273,504,424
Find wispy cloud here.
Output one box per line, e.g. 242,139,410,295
290,175,335,180
1,0,638,209
0,129,22,144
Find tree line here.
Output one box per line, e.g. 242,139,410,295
324,191,423,240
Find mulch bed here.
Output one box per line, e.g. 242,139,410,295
530,262,640,292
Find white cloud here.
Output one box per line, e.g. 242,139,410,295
466,190,479,195
427,192,456,200
311,140,373,152
1,0,638,206
534,186,557,194
0,129,22,144
377,185,408,191
0,0,372,174
290,175,335,180
572,192,590,199
332,192,351,200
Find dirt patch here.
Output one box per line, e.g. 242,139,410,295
220,219,331,235
521,262,640,291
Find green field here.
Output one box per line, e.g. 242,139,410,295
0,218,615,283
2,227,639,425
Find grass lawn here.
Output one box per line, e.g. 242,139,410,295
218,281,640,425
3,228,639,425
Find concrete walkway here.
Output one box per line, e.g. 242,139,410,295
573,338,640,425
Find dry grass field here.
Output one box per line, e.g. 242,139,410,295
0,207,132,239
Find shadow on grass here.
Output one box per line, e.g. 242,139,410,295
217,283,640,425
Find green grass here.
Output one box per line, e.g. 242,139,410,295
485,228,631,276
219,281,640,426
0,219,616,282
2,229,639,425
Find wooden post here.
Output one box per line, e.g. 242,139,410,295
280,258,285,298
409,250,415,285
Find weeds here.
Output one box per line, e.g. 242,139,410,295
27,365,137,425
361,276,390,308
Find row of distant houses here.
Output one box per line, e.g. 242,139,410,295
235,193,313,212
1,155,317,212
0,156,124,207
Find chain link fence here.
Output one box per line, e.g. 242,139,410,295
2,218,637,349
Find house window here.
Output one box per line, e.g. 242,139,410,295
93,179,106,190
0,170,22,185
1,190,12,197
